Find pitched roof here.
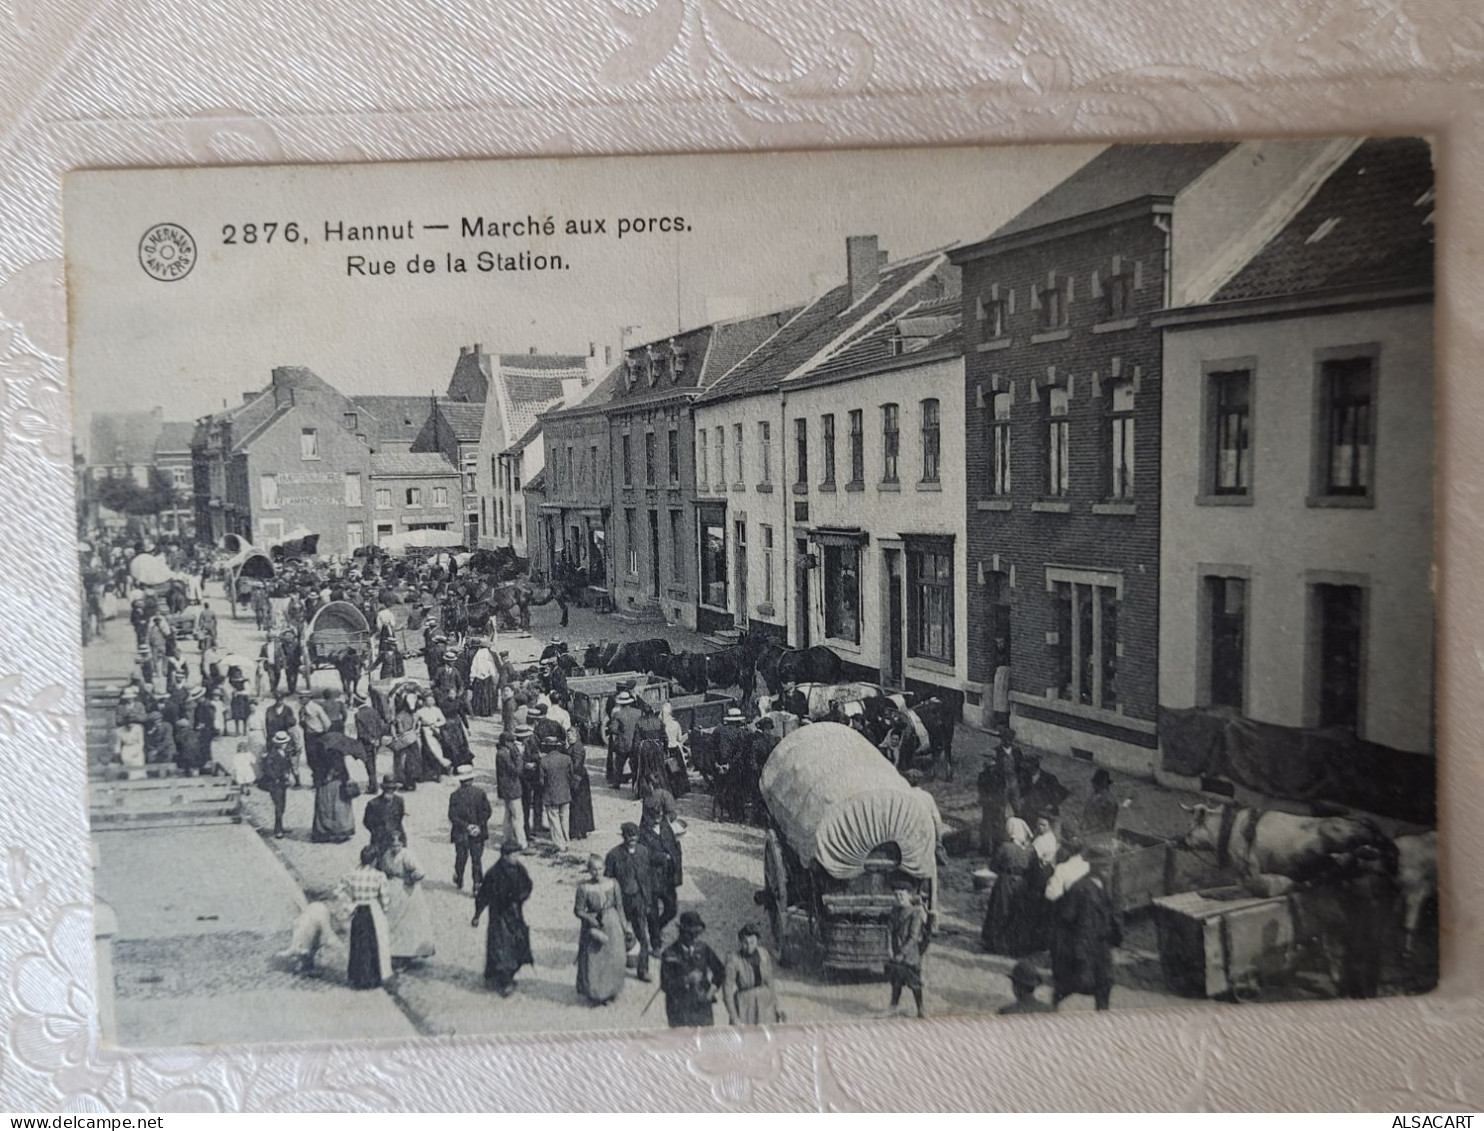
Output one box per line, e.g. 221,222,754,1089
369,452,458,478
435,400,485,442
502,420,544,456
354,396,434,446
801,298,964,382
702,252,956,404
524,467,547,493
498,353,589,372
153,421,196,456
977,142,1237,243
503,374,568,440
1212,137,1434,303
89,409,162,466
540,363,628,421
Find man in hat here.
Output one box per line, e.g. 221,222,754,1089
1081,768,1129,858
978,729,1023,857
143,709,176,765
364,775,406,856
261,731,296,838
997,960,1054,1015
538,735,573,850
639,803,680,947
545,690,572,734
1048,837,1120,1011
714,707,751,823
196,601,217,652
604,822,655,981
264,689,302,789
885,881,929,1019
606,690,643,789
353,695,387,792
494,731,526,848
299,689,332,786
659,911,725,1028
132,645,156,692
1018,752,1070,825
472,840,534,997
448,769,492,890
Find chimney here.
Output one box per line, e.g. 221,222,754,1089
877,249,889,267
846,235,879,303
604,345,612,365
460,346,470,357
529,346,537,355
473,343,482,355
589,340,596,357
242,391,256,403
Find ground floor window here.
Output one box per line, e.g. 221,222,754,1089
625,509,638,575
823,543,862,644
699,505,728,609
1206,575,1246,710
1050,576,1119,709
375,522,394,543
670,509,685,582
1314,582,1364,730
908,543,952,661
346,522,364,551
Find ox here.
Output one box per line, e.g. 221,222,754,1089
1180,803,1398,894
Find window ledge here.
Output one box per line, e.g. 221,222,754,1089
1030,328,1072,344
906,655,957,675
1009,691,1158,735
1030,500,1072,513
878,480,901,493
1196,493,1254,507
1092,317,1139,334
755,602,776,618
975,337,1013,353
792,483,809,496
824,636,864,656
1091,502,1137,516
1306,493,1374,509
731,483,746,492
755,482,774,494
976,499,1012,512
845,481,865,493
818,482,837,493
916,480,943,492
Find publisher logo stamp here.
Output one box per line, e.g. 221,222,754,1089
138,223,196,281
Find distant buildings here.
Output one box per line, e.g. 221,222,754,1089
85,406,197,536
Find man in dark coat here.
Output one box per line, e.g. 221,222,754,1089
448,771,493,891
714,709,752,822
1018,752,1070,825
538,736,573,849
515,724,545,840
660,911,725,1028
363,775,406,856
352,699,387,791
978,730,1023,856
471,840,534,996
604,822,655,981
639,808,680,949
494,733,526,848
1049,844,1121,1011
997,959,1055,1015
607,691,643,788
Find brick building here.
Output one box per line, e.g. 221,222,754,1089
530,365,624,593
152,421,196,536
1156,137,1434,757
193,365,375,556
368,452,462,547
496,422,542,558
412,399,485,547
952,139,1356,772
606,313,792,631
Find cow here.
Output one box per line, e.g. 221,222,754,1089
1180,803,1398,895
1393,830,1438,960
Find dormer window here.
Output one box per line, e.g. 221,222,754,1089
624,356,641,390
646,346,663,387
671,343,689,375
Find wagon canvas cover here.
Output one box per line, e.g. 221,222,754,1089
760,723,938,881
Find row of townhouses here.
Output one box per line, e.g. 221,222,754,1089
527,137,1434,777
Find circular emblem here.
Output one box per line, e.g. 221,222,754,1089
138,223,197,282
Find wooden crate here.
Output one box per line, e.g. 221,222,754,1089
1152,887,1298,999
819,895,896,971
670,691,737,732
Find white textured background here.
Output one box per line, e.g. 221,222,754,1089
0,0,1481,1112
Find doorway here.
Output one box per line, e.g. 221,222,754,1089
795,537,811,649
734,520,748,630
648,509,661,599
884,549,904,686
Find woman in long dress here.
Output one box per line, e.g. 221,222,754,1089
981,817,1045,956
438,689,473,772
343,845,393,989
573,853,627,1005
722,922,783,1025
566,730,596,841
659,701,690,798
310,744,357,844
469,643,498,717
381,834,436,966
414,693,450,781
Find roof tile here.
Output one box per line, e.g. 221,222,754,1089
369,452,459,478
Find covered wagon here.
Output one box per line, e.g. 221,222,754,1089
759,722,938,972
305,600,372,669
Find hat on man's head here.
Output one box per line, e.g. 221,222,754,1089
723,706,746,724
1010,959,1041,989
272,731,291,746
539,735,562,749
678,910,706,933
443,650,458,661
614,691,635,706
454,763,475,778
187,686,204,700
501,839,522,855
380,773,397,788
526,703,547,717
620,821,640,838
514,723,534,738
1091,768,1112,790
145,710,162,723
136,646,151,656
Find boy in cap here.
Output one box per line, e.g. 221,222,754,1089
261,732,295,838
997,960,1054,1015
885,880,929,1019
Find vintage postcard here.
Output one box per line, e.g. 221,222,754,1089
65,138,1437,1049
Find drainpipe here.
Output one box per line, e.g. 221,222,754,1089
1153,214,1173,308
779,389,790,647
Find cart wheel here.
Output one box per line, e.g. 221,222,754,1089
764,830,790,966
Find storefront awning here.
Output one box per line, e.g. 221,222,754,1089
807,526,869,546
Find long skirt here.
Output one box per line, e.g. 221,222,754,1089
982,871,1039,956
380,651,405,680
386,882,436,960
441,722,473,769
347,903,392,989
634,739,667,799
576,915,627,1004
569,763,596,840
665,744,690,798
311,781,356,843
471,676,498,717
419,729,448,780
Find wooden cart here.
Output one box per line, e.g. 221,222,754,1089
668,690,738,732
567,671,671,744
760,722,937,973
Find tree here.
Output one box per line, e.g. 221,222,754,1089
94,467,183,533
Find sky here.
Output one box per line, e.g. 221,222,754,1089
66,142,1100,443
